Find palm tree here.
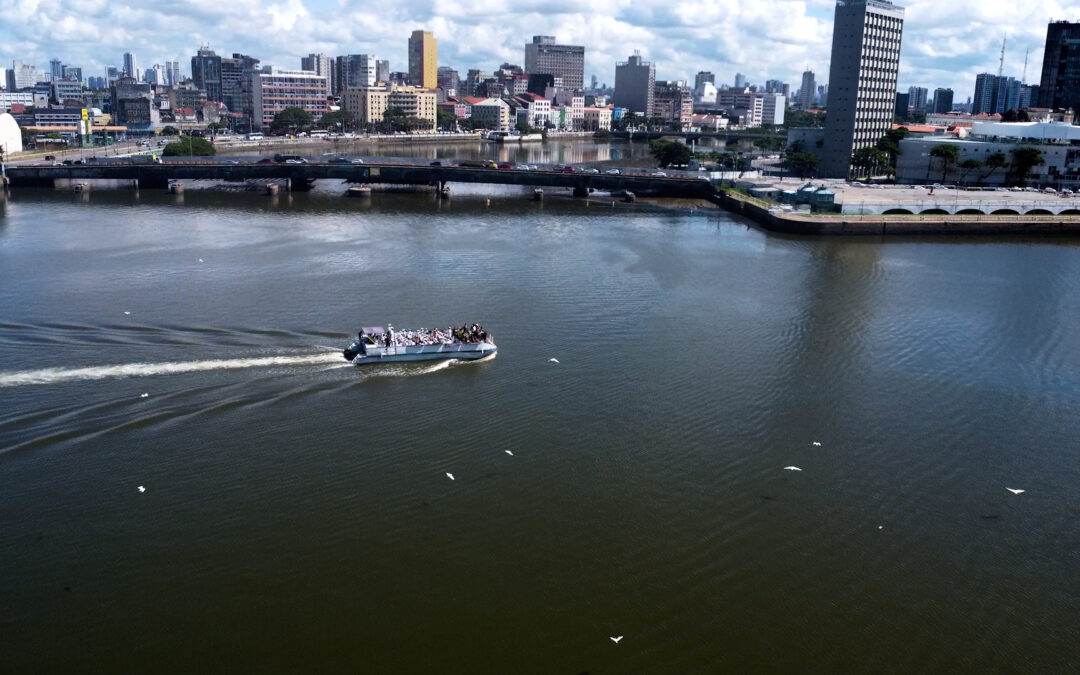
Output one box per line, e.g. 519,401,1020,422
958,159,982,185
978,151,1008,185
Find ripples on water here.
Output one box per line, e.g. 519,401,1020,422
0,189,1079,672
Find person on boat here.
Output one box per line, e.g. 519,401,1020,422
385,327,392,347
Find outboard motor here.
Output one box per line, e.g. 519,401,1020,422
343,338,361,361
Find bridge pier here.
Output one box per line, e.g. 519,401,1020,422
288,178,316,192
572,187,589,198
137,177,169,190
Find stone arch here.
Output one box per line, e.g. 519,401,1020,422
991,208,1019,215
1026,209,1052,215
920,208,949,215
1060,209,1080,215
955,209,985,215
882,208,913,215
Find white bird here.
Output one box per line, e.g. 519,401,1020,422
1006,488,1025,495
138,486,145,493
198,258,204,263
610,636,623,644
548,358,560,364
878,525,883,530
812,441,822,446
505,450,513,456
446,472,455,481
140,393,149,398
783,466,802,471
123,311,131,315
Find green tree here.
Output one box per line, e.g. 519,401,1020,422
783,109,826,128
783,151,821,178
851,146,889,178
270,106,313,134
875,127,910,169
649,140,694,167
515,120,538,135
958,158,982,184
436,108,459,131
318,110,353,130
978,151,1008,185
928,144,959,182
162,136,216,156
592,129,614,139
160,126,180,136
1009,146,1044,185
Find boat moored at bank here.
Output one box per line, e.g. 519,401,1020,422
343,324,496,364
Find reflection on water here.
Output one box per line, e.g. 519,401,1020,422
1,191,1079,673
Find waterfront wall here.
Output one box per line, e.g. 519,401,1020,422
710,191,1080,235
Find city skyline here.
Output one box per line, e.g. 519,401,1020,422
0,0,1073,98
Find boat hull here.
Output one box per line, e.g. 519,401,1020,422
350,343,496,365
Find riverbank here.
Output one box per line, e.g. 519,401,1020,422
711,189,1080,235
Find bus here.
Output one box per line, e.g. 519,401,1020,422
246,132,265,140
309,130,329,138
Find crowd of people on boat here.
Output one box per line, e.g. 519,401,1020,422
366,323,490,347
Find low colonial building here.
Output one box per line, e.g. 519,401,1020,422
582,106,612,131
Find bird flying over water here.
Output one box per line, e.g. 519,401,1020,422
610,636,623,644
505,450,513,456
548,358,559,364
812,441,821,446
784,466,802,471
138,486,145,493
446,473,455,481
1006,488,1025,495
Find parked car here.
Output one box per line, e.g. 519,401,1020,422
1044,187,1057,193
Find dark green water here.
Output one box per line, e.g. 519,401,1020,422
1,185,1078,673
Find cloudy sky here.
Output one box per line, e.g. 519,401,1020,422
2,0,1078,100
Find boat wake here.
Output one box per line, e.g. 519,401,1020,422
0,352,344,387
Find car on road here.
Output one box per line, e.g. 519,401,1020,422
284,159,305,164
273,154,307,163
222,159,240,164
559,166,575,173
604,168,621,175
429,160,442,166
327,156,351,164
497,162,513,169
651,171,667,177
582,167,600,174
350,158,365,164
45,155,56,160
257,158,275,164
1044,187,1057,193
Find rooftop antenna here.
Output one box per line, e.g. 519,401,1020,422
998,35,1007,78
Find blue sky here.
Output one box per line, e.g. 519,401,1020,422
1,0,1077,100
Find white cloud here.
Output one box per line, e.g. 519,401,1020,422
1,0,1078,100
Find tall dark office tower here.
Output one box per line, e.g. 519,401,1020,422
821,0,905,178
524,36,585,90
1038,21,1080,110
613,53,655,115
191,47,222,102
932,87,953,113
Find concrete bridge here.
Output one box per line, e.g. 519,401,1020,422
3,156,716,198
840,201,1080,216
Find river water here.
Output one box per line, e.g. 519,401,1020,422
1,177,1079,672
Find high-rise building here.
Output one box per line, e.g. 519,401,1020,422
932,87,954,113
251,67,328,128
62,65,82,84
972,73,1020,114
652,80,692,130
301,53,333,95
167,61,180,86
1038,20,1080,110
335,55,377,94
695,71,716,91
524,35,585,90
797,70,815,109
50,59,64,81
9,61,43,90
613,53,655,115
106,66,121,83
376,60,389,84
765,78,783,93
191,47,223,102
734,73,746,88
221,53,260,119
821,0,905,178
123,52,137,79
1019,84,1039,109
437,66,460,95
907,86,928,115
408,30,437,89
